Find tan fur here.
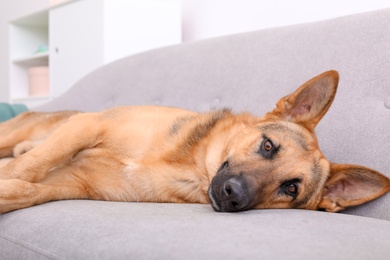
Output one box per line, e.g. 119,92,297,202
0,71,389,213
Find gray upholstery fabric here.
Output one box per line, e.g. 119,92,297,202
1,201,390,260
2,7,389,259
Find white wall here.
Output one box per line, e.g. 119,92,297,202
103,0,181,63
0,0,48,102
182,0,390,42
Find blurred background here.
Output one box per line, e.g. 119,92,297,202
0,0,389,107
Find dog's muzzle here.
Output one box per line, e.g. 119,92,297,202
208,175,251,212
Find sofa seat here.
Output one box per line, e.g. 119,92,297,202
1,201,390,259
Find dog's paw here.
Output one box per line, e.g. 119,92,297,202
13,141,34,157
0,179,37,213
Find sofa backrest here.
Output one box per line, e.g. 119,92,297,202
36,8,390,220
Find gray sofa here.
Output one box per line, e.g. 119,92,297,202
1,8,390,259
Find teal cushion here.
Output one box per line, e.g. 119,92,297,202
0,103,28,122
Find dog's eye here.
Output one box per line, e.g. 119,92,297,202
263,140,273,151
281,179,300,199
259,137,278,159
286,184,297,195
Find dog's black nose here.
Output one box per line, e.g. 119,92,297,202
221,177,250,211
208,174,253,212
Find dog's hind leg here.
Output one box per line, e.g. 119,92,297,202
0,112,98,182
0,111,78,158
0,112,35,157
0,169,90,213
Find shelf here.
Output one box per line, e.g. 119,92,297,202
11,10,49,27
12,52,49,66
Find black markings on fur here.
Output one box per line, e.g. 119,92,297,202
169,116,195,137
186,108,231,148
175,108,232,157
293,158,322,208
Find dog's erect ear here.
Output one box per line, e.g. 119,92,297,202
318,164,390,212
269,70,339,131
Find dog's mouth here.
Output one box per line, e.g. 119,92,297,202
208,187,222,212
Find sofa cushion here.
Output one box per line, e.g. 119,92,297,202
0,103,28,122
1,200,390,259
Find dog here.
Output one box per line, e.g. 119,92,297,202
0,70,389,214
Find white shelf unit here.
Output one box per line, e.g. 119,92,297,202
8,0,181,108
9,11,50,106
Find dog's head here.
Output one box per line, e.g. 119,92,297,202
208,70,390,212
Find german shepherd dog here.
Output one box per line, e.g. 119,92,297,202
0,70,389,214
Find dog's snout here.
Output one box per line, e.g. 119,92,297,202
209,173,253,212
220,177,250,211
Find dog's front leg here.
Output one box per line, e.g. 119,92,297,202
0,113,101,182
